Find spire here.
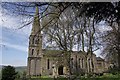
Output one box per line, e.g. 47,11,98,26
31,6,40,35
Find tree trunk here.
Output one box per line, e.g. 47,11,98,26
117,21,120,70
118,53,120,70
82,31,85,51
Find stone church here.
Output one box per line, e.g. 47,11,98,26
27,7,110,76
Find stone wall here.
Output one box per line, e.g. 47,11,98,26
27,52,108,76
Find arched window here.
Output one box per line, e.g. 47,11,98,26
47,59,50,69
32,37,34,44
88,58,91,72
82,59,84,68
71,58,73,68
31,49,34,55
78,58,80,68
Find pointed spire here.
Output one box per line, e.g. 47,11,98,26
31,6,40,35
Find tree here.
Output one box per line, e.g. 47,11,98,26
43,6,101,78
2,65,17,80
43,8,78,78
102,24,119,66
79,2,120,70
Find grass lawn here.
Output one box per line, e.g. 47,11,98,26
15,73,120,80
30,75,120,80
31,76,67,80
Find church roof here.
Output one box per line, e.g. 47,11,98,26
42,49,86,57
42,49,64,57
96,57,104,61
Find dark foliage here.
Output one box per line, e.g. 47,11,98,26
80,2,120,23
108,65,120,75
2,65,17,80
79,2,120,69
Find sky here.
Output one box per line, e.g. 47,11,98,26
0,4,32,66
0,2,110,67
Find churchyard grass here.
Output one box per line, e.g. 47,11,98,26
15,73,120,80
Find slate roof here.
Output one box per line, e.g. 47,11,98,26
42,49,96,58
42,49,64,57
42,49,84,57
96,57,104,61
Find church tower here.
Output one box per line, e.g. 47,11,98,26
29,6,42,57
27,6,42,76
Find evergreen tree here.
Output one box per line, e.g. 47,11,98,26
2,65,17,80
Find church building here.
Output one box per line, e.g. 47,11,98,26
27,6,110,77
